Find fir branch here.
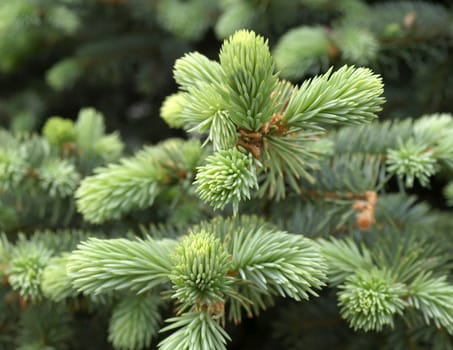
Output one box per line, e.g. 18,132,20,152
282,65,385,129
37,159,80,198
273,26,331,80
407,273,453,334
0,146,28,192
215,0,257,39
94,132,124,162
219,30,278,131
413,113,453,169
191,214,273,242
338,268,406,332
301,153,387,195
42,117,76,146
318,238,374,286
163,29,386,207
229,225,327,301
108,294,161,350
194,148,258,213
76,138,204,223
173,52,224,91
209,110,238,151
259,132,328,199
46,57,82,91
227,281,275,324
330,114,453,190
29,229,99,254
386,139,437,188
74,108,106,155
331,119,413,155
139,222,188,240
67,237,177,295
333,26,380,66
171,52,227,138
158,311,230,350
41,253,76,302
180,82,225,136
374,193,436,231
268,196,355,238
169,230,233,309
331,114,453,161
160,93,186,129
190,215,326,322
373,233,451,285
75,151,161,223
8,239,53,301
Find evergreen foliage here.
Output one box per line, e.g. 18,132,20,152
0,1,452,349
0,108,123,231
108,294,162,350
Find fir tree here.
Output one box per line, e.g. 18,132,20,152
0,1,452,349
1,27,452,349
